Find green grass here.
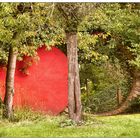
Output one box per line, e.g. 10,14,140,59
0,109,140,138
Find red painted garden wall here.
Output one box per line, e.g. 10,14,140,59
0,47,68,115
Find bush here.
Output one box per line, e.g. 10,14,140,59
80,60,131,114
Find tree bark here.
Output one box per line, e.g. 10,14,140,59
3,47,17,119
66,32,82,123
98,71,140,116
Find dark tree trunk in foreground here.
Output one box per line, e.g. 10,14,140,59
98,71,140,116
3,47,17,119
66,32,82,122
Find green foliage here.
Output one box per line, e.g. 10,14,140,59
78,31,110,64
60,119,79,127
0,3,65,64
13,108,47,122
80,59,131,113
0,2,140,115
94,4,140,69
56,3,96,33
77,3,140,113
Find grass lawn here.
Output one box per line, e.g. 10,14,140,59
0,109,140,138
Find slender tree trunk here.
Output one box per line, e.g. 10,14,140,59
0,97,3,108
98,71,140,116
116,87,123,107
85,78,90,104
66,32,82,123
3,47,17,119
85,79,89,95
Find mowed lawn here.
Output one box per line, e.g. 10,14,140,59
0,110,140,138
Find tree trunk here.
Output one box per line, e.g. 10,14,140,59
66,32,82,123
98,71,140,116
116,87,123,107
85,79,89,95
3,47,17,119
85,78,90,104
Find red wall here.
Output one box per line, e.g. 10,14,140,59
0,47,68,115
